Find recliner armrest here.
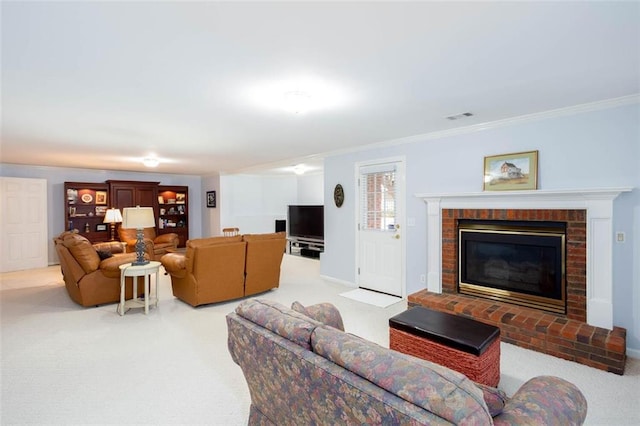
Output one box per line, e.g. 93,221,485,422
124,238,155,255
93,241,125,254
161,253,187,278
155,233,179,245
99,252,144,278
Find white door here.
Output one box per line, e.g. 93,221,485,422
357,160,404,297
0,177,48,272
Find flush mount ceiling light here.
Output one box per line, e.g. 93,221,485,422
293,164,306,175
245,77,350,114
283,91,311,115
142,157,159,167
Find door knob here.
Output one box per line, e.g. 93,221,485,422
393,234,400,239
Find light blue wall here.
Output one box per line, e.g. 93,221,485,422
202,174,220,237
321,102,640,351
0,164,203,264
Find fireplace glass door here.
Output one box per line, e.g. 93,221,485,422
458,220,566,314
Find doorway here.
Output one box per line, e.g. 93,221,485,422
356,159,405,297
0,177,48,272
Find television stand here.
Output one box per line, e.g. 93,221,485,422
288,237,324,259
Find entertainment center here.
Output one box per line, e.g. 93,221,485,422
287,205,324,259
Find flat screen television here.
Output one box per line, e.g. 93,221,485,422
288,205,324,240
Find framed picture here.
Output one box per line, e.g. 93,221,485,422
206,190,216,208
483,150,538,191
158,195,165,204
176,193,186,204
95,191,107,205
96,223,108,232
95,206,107,216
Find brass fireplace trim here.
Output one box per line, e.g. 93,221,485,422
458,222,566,314
459,283,566,314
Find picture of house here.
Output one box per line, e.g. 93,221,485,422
500,162,524,179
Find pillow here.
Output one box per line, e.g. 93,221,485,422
474,381,508,417
96,249,113,260
291,301,345,331
236,299,320,350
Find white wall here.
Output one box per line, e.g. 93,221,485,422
219,172,324,235
297,173,324,205
0,164,203,264
321,101,640,352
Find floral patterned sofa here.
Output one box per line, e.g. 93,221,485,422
227,299,588,425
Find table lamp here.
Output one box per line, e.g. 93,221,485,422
122,206,155,266
103,208,123,241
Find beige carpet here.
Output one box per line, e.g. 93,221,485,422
1,254,639,425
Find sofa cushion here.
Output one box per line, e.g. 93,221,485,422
62,234,100,274
311,326,492,425
235,299,321,350
291,301,345,331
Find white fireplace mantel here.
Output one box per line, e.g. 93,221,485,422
416,187,633,330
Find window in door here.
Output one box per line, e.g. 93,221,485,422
360,166,397,231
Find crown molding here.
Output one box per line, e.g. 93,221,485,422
225,94,639,175
330,94,640,157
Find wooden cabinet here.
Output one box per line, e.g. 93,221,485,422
107,180,159,211
64,180,190,246
157,185,189,247
64,182,110,243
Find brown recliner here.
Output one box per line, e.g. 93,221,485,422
53,231,147,307
243,232,286,296
118,227,179,259
160,232,287,307
161,236,247,307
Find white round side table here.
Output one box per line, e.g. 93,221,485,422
118,261,161,316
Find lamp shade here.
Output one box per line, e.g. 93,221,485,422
122,206,155,229
103,208,123,224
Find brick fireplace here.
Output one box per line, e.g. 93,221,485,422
412,188,631,374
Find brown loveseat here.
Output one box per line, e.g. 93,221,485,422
160,232,286,307
54,231,149,307
118,227,179,259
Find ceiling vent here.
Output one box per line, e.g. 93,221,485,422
445,112,473,121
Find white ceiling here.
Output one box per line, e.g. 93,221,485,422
2,2,639,176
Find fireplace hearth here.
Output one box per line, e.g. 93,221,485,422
414,188,631,374
458,219,566,314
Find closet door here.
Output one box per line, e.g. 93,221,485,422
0,177,48,272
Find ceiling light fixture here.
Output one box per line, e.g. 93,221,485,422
283,91,311,114
142,157,159,168
293,164,306,175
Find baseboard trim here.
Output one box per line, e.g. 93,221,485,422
319,274,355,288
627,347,640,360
